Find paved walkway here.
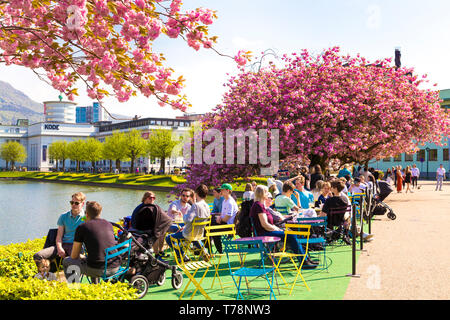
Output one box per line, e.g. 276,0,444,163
344,180,450,300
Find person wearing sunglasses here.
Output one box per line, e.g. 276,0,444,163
166,188,192,233
33,192,86,265
130,191,172,261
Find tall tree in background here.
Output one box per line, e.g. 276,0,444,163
147,129,180,174
124,129,146,173
0,141,27,170
67,139,86,172
102,131,128,172
48,140,69,171
0,1,250,115
84,137,103,172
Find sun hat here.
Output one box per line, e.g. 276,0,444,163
219,183,233,191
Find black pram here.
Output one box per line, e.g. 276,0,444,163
369,180,397,220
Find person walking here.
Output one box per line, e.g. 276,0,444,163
396,165,403,193
404,166,413,193
411,164,420,189
435,164,446,191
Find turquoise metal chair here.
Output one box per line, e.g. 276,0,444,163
102,237,132,281
85,238,132,284
223,239,276,300
297,216,329,270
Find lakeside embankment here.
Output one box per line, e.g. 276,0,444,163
0,172,258,197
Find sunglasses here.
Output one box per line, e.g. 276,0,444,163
70,201,81,205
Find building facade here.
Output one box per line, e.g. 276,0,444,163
0,117,195,173
368,89,450,177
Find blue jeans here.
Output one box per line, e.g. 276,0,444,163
165,231,203,258
261,230,308,263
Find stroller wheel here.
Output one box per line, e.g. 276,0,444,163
387,212,397,220
171,271,183,290
157,272,166,286
130,275,149,299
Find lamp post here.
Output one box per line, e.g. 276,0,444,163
426,147,430,180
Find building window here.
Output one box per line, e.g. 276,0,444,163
404,153,414,161
416,149,426,162
382,157,391,162
42,145,47,162
393,154,402,162
428,149,438,161
444,148,449,161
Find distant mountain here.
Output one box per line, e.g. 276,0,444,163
0,80,44,125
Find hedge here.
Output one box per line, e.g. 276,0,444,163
0,237,137,300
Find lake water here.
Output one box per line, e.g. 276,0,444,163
0,180,181,245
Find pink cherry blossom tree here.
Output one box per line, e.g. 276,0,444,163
0,0,247,117
179,47,450,189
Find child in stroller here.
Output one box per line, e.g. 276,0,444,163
114,220,183,299
369,180,396,220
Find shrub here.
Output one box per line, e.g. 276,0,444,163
0,277,137,300
0,238,137,300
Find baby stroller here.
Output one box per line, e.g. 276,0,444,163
113,221,183,299
368,180,396,220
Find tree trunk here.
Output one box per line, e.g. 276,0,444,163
115,159,121,172
76,160,80,172
160,157,166,174
130,157,135,174
55,160,59,172
109,160,112,173
62,159,66,172
308,153,329,172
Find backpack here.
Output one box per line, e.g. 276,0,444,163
235,200,254,238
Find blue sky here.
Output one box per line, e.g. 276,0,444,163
1,0,450,119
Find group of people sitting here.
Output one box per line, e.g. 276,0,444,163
32,163,376,283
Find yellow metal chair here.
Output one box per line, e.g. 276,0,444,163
268,223,312,295
168,216,212,300
204,223,241,293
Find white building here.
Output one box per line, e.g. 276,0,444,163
44,101,77,123
0,117,195,172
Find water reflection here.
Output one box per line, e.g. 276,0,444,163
0,181,178,245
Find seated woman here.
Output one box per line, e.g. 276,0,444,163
130,191,173,261
315,181,332,208
165,184,211,262
249,185,318,269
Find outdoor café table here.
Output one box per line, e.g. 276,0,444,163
233,236,282,293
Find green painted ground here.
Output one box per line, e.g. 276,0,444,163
136,243,360,301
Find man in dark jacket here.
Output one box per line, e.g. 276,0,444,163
130,191,172,260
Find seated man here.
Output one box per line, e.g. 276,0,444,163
210,183,239,254
63,201,120,282
165,184,211,262
130,191,173,261
167,188,192,233
211,188,224,214
34,192,86,265
274,181,300,215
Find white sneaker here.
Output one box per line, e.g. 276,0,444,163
363,233,374,241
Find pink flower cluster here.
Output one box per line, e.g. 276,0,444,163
0,0,227,112
179,47,450,189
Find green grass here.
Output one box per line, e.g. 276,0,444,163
0,171,268,190
138,243,359,300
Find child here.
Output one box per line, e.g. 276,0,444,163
242,183,254,201
34,259,57,281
